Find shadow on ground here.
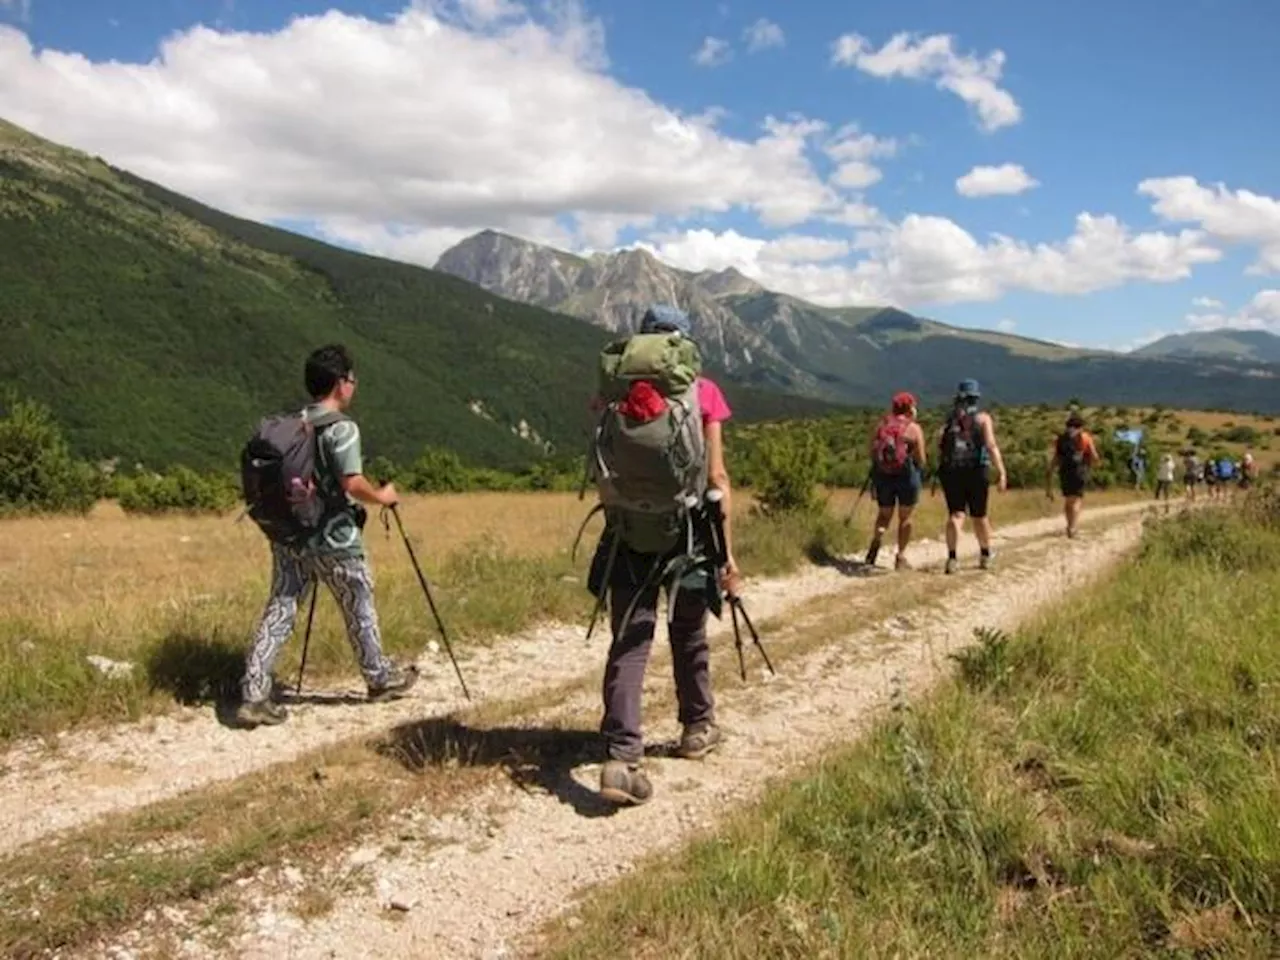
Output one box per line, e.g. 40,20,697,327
144,632,245,706
374,717,679,819
806,542,880,578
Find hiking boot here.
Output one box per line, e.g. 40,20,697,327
864,532,883,567
599,760,653,806
677,721,723,760
944,557,959,575
895,553,912,571
236,699,287,728
367,663,420,702
979,552,994,571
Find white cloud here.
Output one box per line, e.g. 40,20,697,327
996,318,1016,333
956,163,1039,198
638,211,1221,309
744,18,784,52
1192,296,1224,309
0,3,854,259
824,123,898,192
1185,290,1280,332
693,35,731,67
1140,176,1280,275
831,32,1021,132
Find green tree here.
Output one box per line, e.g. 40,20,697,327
0,393,101,514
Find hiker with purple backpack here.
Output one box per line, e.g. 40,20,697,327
236,344,418,728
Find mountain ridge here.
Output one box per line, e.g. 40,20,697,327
0,118,842,472
434,229,1280,411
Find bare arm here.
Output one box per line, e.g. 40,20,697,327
981,414,1007,489
910,423,927,470
704,420,741,592
340,474,398,507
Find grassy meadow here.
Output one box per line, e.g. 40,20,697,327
544,494,1280,959
0,483,1125,742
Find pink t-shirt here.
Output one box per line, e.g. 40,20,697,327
589,376,732,427
696,377,732,426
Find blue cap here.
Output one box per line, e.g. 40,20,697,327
640,304,692,337
956,378,981,398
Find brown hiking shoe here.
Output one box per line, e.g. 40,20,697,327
236,699,287,728
677,721,723,760
599,761,653,806
367,663,420,702
895,553,912,571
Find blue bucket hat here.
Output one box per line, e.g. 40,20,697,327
640,304,692,337
956,378,981,399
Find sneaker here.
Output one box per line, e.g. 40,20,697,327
895,553,912,571
367,663,420,702
864,532,884,567
677,721,723,760
944,557,959,575
236,699,287,728
599,760,653,806
979,552,994,571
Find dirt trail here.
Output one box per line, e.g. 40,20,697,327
99,505,1149,960
0,502,1145,857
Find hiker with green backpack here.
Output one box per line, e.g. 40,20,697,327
864,391,927,571
582,305,739,807
236,344,418,728
934,379,1008,574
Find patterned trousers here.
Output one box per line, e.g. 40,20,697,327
241,544,394,703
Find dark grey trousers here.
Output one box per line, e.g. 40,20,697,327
600,555,715,764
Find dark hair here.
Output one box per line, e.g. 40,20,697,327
305,344,354,399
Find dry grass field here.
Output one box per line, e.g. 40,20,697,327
0,486,1138,741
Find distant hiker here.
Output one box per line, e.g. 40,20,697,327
1241,450,1258,490
1203,458,1219,500
1047,413,1101,539
1129,448,1147,490
236,344,417,728
1155,452,1175,500
584,304,739,807
1183,451,1200,501
865,391,927,570
1215,455,1237,501
935,379,1007,574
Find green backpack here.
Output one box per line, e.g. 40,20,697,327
585,331,708,557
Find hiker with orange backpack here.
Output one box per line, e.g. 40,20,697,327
1046,412,1100,539
864,392,927,570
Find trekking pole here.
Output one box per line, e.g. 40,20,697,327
295,578,320,694
387,504,472,701
844,469,873,526
705,488,776,679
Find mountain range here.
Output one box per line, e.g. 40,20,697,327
0,118,836,472
436,230,1280,411
2,114,1279,477
1135,329,1280,364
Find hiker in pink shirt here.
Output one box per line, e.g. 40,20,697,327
587,304,739,808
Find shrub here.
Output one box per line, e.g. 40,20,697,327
0,394,102,514
116,467,239,515
749,426,830,514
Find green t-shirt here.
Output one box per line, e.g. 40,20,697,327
303,403,366,559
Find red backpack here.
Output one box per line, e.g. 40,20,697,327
872,414,912,475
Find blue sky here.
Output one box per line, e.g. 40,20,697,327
3,0,1279,347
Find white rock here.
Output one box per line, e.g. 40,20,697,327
282,866,304,887
86,655,135,679
347,846,379,867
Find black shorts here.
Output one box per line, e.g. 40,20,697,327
873,469,921,508
1059,470,1087,498
940,467,990,519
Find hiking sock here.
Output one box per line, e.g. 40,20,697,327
947,549,957,560
980,548,990,558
